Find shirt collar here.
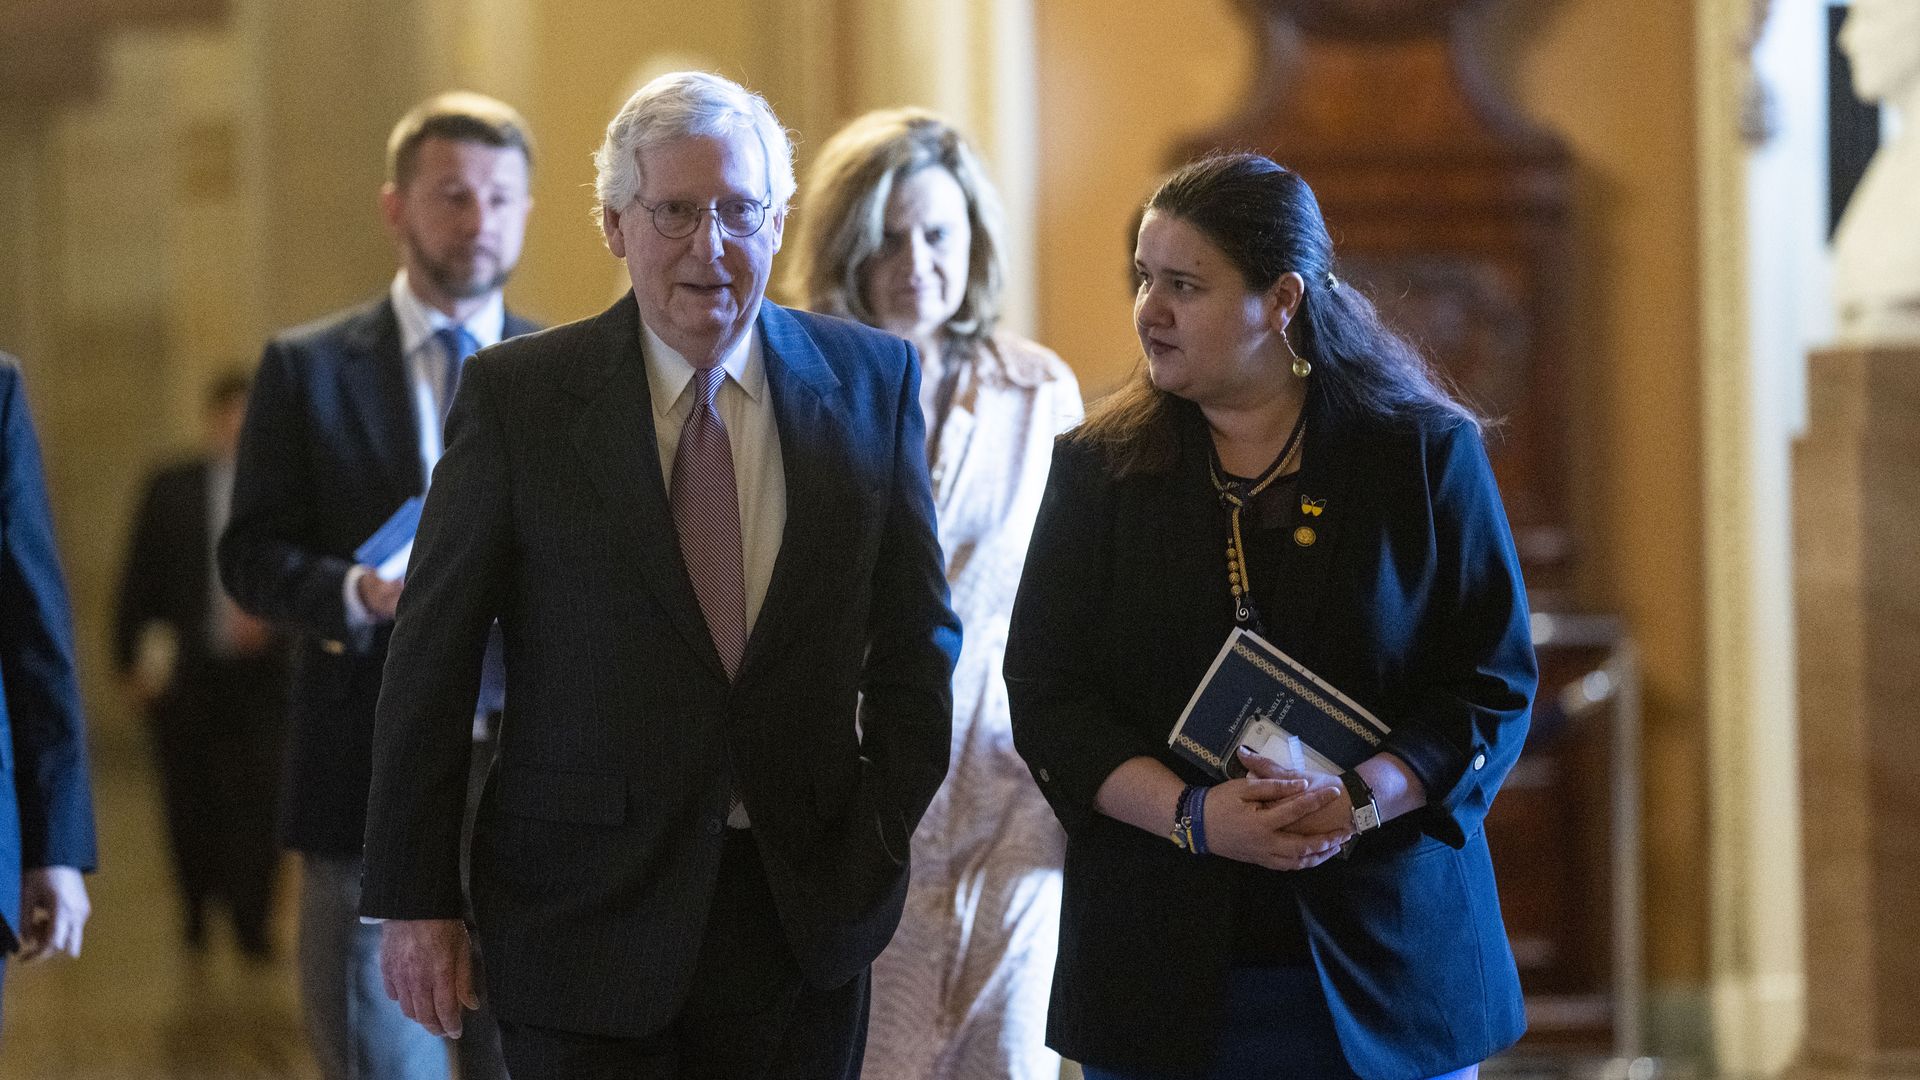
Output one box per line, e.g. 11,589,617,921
640,319,767,419
390,269,506,357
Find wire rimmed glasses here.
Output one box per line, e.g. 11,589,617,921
634,197,771,239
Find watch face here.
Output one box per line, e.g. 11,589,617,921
1354,803,1383,833
1246,0,1483,39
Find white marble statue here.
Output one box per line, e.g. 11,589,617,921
1833,0,1920,344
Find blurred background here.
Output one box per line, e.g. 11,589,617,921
0,0,1891,1077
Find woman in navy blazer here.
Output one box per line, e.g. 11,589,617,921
1004,155,1536,1080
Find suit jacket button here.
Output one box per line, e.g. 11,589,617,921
1472,752,1488,771
1038,768,1051,783
705,817,724,835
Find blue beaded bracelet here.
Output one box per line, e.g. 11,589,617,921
1191,785,1211,855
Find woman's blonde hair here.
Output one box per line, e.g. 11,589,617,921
787,108,1005,354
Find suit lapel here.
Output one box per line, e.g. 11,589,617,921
565,294,727,679
338,301,424,499
739,303,846,678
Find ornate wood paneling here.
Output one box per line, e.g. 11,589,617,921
1176,0,1578,595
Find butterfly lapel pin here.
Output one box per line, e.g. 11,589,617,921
1295,495,1326,546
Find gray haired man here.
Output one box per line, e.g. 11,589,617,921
360,71,959,1079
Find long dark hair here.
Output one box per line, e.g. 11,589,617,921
1076,153,1478,474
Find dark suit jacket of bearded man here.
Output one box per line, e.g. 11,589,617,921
358,292,961,1038
218,298,540,857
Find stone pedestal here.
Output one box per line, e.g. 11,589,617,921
1791,346,1920,1080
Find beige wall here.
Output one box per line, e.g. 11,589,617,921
507,0,770,326
1033,0,1254,395
1487,0,1707,998
1034,0,1709,1007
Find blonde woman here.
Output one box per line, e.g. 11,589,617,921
789,109,1082,1080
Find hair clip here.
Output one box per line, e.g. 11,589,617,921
1324,272,1340,291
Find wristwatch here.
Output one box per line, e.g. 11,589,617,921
1340,769,1382,836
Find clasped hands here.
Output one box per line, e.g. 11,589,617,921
1200,746,1355,872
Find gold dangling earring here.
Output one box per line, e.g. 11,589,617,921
1284,331,1311,379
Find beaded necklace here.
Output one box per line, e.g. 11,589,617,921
1206,408,1308,628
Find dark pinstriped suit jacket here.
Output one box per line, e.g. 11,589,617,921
359,294,961,1039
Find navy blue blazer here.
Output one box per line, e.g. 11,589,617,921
217,299,538,855
359,294,961,1038
1005,395,1536,1079
0,356,96,948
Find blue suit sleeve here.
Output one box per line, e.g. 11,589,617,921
0,362,97,872
1379,421,1536,848
856,339,962,858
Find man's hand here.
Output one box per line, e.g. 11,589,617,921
356,569,405,622
18,866,89,960
228,608,277,656
380,918,476,1038
122,672,166,709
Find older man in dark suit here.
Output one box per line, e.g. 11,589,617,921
218,93,536,1080
361,71,961,1080
0,355,96,1015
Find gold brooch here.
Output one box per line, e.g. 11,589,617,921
1293,526,1317,547
1300,496,1325,517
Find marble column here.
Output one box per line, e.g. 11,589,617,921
1792,345,1920,1080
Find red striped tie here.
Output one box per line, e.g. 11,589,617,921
670,364,746,680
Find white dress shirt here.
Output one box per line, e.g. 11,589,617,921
640,318,787,637
343,271,506,629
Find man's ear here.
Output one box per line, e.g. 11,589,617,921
766,205,788,254
378,182,404,242
602,206,627,258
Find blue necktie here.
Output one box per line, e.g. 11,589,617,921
433,325,479,421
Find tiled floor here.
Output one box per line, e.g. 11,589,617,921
1487,1056,1704,1080
1,737,314,1079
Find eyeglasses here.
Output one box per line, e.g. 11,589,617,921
633,197,771,240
